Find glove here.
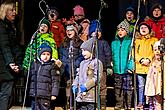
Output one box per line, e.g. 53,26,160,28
72,86,78,94
107,68,113,76
80,84,87,93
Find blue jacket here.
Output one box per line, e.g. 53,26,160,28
111,35,134,74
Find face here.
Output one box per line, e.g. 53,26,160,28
39,24,49,34
117,28,127,38
82,49,92,59
66,28,76,39
74,15,84,21
153,8,162,18
40,51,51,62
91,32,102,39
48,13,58,22
126,11,134,21
140,25,149,36
6,7,16,22
154,47,160,59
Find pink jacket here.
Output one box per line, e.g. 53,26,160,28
145,60,161,96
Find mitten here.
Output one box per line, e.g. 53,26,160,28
80,84,87,93
72,86,78,94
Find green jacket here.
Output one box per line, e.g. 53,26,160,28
23,32,58,70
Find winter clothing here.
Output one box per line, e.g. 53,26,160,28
40,18,50,30
23,32,58,71
50,20,65,48
111,34,133,109
38,43,52,57
111,35,134,74
0,16,23,109
66,23,79,35
72,58,103,103
88,20,102,37
135,34,158,74
80,37,94,53
73,5,85,16
117,20,130,33
145,3,165,40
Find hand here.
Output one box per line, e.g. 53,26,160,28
107,68,113,76
142,59,150,66
127,69,133,74
80,84,87,93
72,86,78,94
9,63,20,73
54,59,62,68
51,96,56,100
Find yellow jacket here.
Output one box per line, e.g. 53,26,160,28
135,34,158,74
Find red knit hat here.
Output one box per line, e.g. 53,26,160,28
73,5,85,16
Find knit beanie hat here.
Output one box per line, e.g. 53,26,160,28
153,41,160,49
66,22,79,35
150,3,163,19
40,18,50,30
117,20,130,33
138,22,151,34
73,5,85,16
80,37,94,53
88,20,102,37
38,43,52,59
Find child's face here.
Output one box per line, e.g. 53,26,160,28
82,49,92,59
126,11,134,21
117,28,127,38
153,8,162,18
91,32,102,39
154,47,161,59
139,25,149,36
48,13,57,22
40,51,51,62
39,24,49,34
66,28,76,39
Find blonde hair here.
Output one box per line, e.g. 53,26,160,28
0,2,15,20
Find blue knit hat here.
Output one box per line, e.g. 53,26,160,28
88,20,102,37
38,43,52,58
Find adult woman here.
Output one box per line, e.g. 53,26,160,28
0,2,23,110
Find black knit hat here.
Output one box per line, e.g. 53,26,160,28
138,22,151,34
40,18,50,30
38,43,52,58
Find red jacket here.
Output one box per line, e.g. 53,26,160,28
145,17,165,40
50,20,65,48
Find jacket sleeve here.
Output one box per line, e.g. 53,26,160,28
0,23,14,66
51,63,61,96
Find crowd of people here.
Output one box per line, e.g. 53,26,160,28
0,1,165,110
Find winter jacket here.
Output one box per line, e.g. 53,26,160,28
111,35,134,74
59,39,83,80
23,32,58,70
50,20,65,48
0,18,23,82
135,34,158,74
72,58,103,102
145,60,161,96
145,16,165,40
29,60,60,99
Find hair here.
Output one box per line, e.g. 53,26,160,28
0,1,15,20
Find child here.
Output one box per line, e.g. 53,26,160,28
47,7,65,49
23,18,60,72
88,20,112,110
28,44,60,110
135,22,158,109
145,41,162,110
72,37,103,110
145,3,165,40
59,22,84,109
111,20,134,110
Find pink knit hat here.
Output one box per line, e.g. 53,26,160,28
73,5,85,16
